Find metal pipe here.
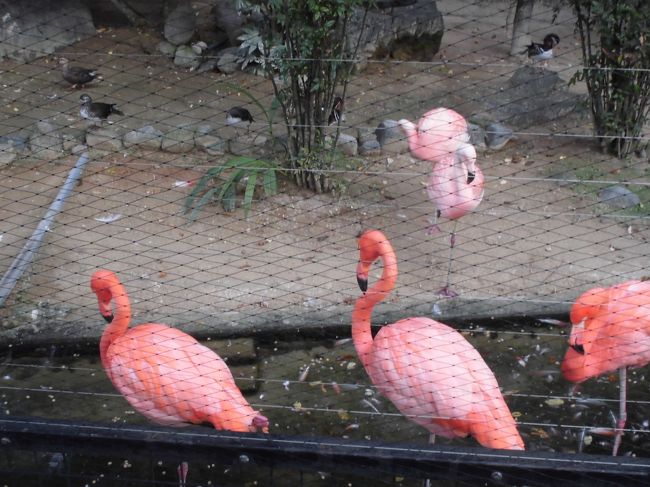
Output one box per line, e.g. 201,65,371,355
0,152,90,306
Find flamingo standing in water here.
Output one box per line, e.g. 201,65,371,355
399,108,484,297
91,270,269,484
562,280,650,455
353,230,524,450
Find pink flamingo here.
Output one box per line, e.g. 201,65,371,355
399,108,484,297
562,280,650,455
91,270,269,484
353,230,524,450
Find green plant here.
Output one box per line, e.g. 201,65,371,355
238,0,371,192
570,0,650,157
184,157,279,220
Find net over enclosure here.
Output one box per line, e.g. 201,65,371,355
1,0,650,485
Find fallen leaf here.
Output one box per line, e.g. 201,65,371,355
531,427,550,439
545,398,564,408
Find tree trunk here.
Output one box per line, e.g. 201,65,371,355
509,0,535,56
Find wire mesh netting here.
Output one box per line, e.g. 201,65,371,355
1,0,650,485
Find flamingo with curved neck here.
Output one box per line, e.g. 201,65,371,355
92,269,269,434
399,109,485,297
562,280,650,455
352,230,524,450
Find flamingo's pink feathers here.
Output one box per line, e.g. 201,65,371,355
562,280,650,383
91,270,269,434
367,317,524,449
353,230,524,450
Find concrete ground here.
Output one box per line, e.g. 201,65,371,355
1,0,649,345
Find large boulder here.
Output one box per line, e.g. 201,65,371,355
375,119,409,155
164,2,196,46
480,66,581,128
0,0,95,61
348,0,444,62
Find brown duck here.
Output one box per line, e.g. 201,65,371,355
60,58,101,89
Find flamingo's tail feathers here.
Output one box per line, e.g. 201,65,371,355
209,409,270,434
470,414,525,450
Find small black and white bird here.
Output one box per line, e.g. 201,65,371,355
79,94,123,126
523,33,560,66
226,107,254,127
328,96,345,125
60,58,101,89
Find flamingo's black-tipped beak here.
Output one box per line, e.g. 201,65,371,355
569,343,585,355
467,171,475,184
357,276,368,293
102,313,113,323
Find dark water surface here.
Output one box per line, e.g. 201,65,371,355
1,320,649,485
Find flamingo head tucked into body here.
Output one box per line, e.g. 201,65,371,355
90,270,124,323
455,141,479,184
252,414,270,433
561,286,610,382
398,107,470,162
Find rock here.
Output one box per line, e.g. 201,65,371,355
336,133,358,156
375,119,408,155
61,128,85,152
123,125,163,150
359,139,381,156
162,127,195,153
0,134,29,154
71,144,87,155
86,127,123,151
0,142,17,166
598,186,640,209
468,123,487,150
212,0,248,45
196,58,218,73
216,47,241,74
357,127,378,145
195,134,225,155
157,40,177,58
164,3,196,46
173,45,201,69
195,123,214,136
29,121,62,161
347,0,443,64
485,122,513,151
0,0,95,62
482,66,581,128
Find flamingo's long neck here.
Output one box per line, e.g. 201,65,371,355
99,279,132,365
352,243,398,368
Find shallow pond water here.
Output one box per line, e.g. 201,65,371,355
1,320,649,485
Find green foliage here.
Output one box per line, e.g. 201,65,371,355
238,0,371,191
570,0,650,157
184,157,279,220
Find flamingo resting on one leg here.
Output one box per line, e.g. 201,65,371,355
562,280,650,455
353,230,524,450
91,270,269,483
399,109,484,297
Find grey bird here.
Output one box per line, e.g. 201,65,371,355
79,94,123,126
60,58,101,89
